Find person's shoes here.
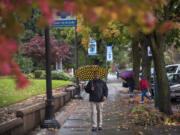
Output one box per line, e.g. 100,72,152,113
98,127,103,131
140,101,144,104
91,127,97,132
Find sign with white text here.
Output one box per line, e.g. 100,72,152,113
106,46,113,61
52,10,77,27
88,38,97,55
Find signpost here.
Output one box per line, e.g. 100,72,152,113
41,10,79,129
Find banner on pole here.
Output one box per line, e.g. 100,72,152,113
148,46,152,56
106,46,113,61
88,38,97,55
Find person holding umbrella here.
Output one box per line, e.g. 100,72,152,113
120,70,134,97
84,71,108,132
126,76,135,97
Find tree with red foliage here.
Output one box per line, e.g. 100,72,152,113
21,34,71,65
0,0,179,115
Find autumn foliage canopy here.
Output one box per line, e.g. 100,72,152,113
0,0,179,88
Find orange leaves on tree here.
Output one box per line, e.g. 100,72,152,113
103,29,112,38
76,26,83,32
135,11,156,33
158,21,180,34
102,22,121,38
0,0,175,89
114,5,133,24
66,0,162,33
81,34,90,50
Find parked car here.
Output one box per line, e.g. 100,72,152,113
166,64,180,76
169,74,180,99
151,73,180,100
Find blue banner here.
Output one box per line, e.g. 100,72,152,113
88,38,97,55
106,46,113,61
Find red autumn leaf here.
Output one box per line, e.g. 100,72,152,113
21,34,72,65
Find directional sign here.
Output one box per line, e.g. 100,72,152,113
51,10,77,27
52,20,77,27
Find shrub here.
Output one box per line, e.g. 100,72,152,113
26,73,34,79
131,104,164,126
34,70,45,78
51,71,72,80
40,71,46,79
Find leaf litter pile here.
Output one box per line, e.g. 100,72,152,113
120,89,180,126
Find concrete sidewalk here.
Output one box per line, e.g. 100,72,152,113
29,81,180,135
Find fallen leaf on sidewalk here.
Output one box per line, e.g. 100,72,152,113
138,131,144,135
117,125,121,129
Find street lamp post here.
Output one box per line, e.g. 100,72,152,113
41,27,60,128
74,26,83,99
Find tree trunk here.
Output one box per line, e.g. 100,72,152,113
150,32,172,115
132,40,141,89
140,35,152,91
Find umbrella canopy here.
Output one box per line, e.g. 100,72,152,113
75,65,108,80
119,70,134,79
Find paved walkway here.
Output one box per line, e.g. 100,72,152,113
29,78,180,135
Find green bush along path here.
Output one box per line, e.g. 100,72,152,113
0,78,72,107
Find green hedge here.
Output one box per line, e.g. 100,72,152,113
33,70,73,81
26,73,34,79
34,70,45,78
51,71,72,80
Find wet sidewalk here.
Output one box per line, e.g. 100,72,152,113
29,81,180,135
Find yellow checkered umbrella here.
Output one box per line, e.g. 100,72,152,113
75,65,108,80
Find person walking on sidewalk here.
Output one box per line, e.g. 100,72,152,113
85,71,108,132
139,76,151,103
126,76,135,97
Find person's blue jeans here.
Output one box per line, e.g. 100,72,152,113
141,89,151,102
129,86,134,94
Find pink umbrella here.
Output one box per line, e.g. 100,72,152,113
119,70,134,79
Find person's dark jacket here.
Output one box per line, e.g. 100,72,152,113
85,79,108,102
126,77,134,87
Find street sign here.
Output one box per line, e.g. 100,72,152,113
88,38,97,55
51,10,77,27
52,20,77,27
106,46,113,62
